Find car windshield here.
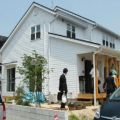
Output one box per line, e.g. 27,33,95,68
109,87,120,101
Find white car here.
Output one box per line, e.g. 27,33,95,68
0,95,6,120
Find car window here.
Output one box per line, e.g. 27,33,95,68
110,87,120,101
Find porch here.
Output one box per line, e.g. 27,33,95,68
77,47,120,104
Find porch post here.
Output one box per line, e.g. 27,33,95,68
93,53,96,106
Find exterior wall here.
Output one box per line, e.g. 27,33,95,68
1,7,54,96
49,37,97,98
2,4,120,97
92,28,120,50
51,18,86,39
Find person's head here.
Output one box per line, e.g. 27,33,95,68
63,68,68,74
109,71,112,76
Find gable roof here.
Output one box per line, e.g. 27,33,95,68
54,6,95,25
0,2,55,53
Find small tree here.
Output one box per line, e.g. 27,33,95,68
18,50,48,105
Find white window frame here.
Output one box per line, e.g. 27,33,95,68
31,25,41,40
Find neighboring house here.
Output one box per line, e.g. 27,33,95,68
0,35,7,92
1,2,120,104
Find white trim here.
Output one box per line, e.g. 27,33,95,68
49,34,100,48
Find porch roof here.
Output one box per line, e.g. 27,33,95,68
99,46,120,60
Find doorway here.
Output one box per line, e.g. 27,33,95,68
85,60,92,93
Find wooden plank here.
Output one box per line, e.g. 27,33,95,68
78,93,106,100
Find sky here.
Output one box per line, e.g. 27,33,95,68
0,0,120,36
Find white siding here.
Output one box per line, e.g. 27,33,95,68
1,7,54,96
49,38,97,97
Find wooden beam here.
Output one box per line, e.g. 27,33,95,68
95,54,98,96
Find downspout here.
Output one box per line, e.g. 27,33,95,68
93,47,101,106
90,23,97,41
48,13,59,94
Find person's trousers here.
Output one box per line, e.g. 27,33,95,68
60,91,67,109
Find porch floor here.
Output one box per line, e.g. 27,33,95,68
77,93,106,100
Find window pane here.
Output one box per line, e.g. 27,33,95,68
72,26,75,32
113,43,115,49
72,32,75,39
110,43,112,48
36,25,40,32
103,40,105,45
67,30,71,38
7,68,15,92
106,41,108,46
67,24,71,31
31,34,35,40
31,27,35,34
36,32,40,39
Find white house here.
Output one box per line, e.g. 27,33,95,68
1,2,120,104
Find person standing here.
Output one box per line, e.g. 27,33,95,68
104,72,117,98
59,68,68,109
89,65,100,93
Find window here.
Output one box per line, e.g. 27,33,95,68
113,43,115,49
106,41,108,46
110,42,112,48
103,40,105,45
7,68,15,92
31,25,40,40
67,24,76,39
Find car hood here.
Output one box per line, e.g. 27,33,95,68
100,101,120,117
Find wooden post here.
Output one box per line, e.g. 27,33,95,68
95,54,98,96
93,53,96,106
105,55,109,79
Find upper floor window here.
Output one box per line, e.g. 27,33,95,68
67,24,76,39
102,34,115,49
31,25,41,40
102,40,105,45
113,43,115,49
110,42,112,48
106,41,108,46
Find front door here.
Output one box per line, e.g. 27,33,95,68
85,60,92,93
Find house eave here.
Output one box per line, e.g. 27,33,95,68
48,33,100,48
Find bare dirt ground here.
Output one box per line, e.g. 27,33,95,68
40,103,100,119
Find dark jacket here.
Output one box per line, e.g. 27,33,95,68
105,76,116,92
59,74,68,92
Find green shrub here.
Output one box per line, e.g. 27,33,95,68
22,101,30,106
69,114,79,120
16,99,23,105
